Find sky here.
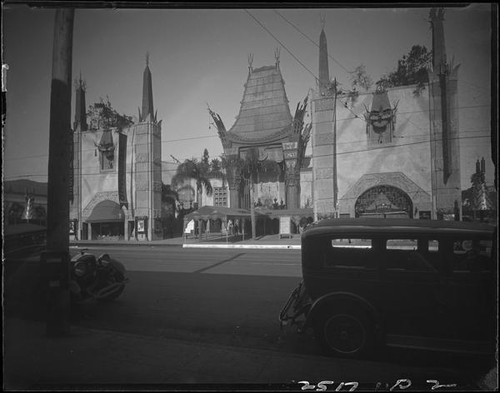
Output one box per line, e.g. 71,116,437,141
2,3,495,189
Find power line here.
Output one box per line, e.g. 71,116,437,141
312,134,491,160
246,10,363,121
4,122,492,164
273,9,352,75
4,132,492,183
244,9,319,84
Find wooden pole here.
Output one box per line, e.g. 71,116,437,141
44,8,74,337
332,78,338,218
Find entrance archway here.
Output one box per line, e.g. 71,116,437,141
355,185,413,218
86,199,125,239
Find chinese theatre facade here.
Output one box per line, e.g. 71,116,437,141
70,59,163,241
209,50,313,221
311,8,461,220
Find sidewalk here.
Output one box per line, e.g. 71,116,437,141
71,233,302,250
5,317,495,391
4,317,342,389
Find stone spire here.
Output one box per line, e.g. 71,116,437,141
430,8,447,74
140,53,154,122
318,26,330,96
74,73,87,131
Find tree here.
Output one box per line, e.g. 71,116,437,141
161,184,179,238
8,202,24,225
33,205,47,226
200,148,210,175
377,45,432,93
171,158,213,209
162,183,179,209
209,157,226,187
87,97,134,130
470,169,492,221
236,148,280,239
349,64,373,91
239,149,259,240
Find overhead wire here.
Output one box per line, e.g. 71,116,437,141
4,131,492,183
7,11,493,180
273,9,353,75
244,9,319,84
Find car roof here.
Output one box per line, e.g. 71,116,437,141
303,218,496,238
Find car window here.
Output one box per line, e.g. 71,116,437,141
452,239,493,273
428,240,439,252
387,239,418,250
325,238,374,269
385,239,437,272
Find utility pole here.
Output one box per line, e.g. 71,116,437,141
332,78,338,218
43,8,74,337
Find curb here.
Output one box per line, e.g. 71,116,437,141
70,242,183,248
183,244,301,250
70,242,301,250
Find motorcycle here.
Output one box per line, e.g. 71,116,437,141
70,248,129,303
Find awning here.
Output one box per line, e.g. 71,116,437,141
86,200,124,223
185,205,255,221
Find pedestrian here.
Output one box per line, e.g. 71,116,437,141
234,219,240,235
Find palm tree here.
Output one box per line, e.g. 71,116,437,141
238,148,279,240
161,183,179,238
209,157,226,187
161,183,179,215
221,148,280,240
171,158,213,209
239,149,258,239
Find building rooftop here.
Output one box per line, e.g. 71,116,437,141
227,64,293,143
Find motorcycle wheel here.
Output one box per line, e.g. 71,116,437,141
98,285,124,302
97,273,126,302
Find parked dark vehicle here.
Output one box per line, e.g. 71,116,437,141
4,223,46,258
70,249,129,303
280,218,497,359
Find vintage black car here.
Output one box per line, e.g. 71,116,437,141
279,218,497,358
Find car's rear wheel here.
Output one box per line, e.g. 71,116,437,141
314,307,374,358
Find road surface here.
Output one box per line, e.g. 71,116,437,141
68,246,493,387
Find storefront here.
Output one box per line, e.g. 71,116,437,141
85,199,125,240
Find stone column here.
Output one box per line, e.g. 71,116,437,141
224,152,241,209
285,171,301,210
282,142,300,209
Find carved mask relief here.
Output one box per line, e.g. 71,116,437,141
96,130,115,170
365,88,397,145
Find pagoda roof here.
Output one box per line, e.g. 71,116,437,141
227,64,293,144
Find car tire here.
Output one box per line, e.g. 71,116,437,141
314,306,375,358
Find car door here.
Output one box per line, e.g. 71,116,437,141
379,238,442,338
439,238,496,346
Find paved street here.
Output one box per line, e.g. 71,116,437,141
70,246,303,276
4,246,496,390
